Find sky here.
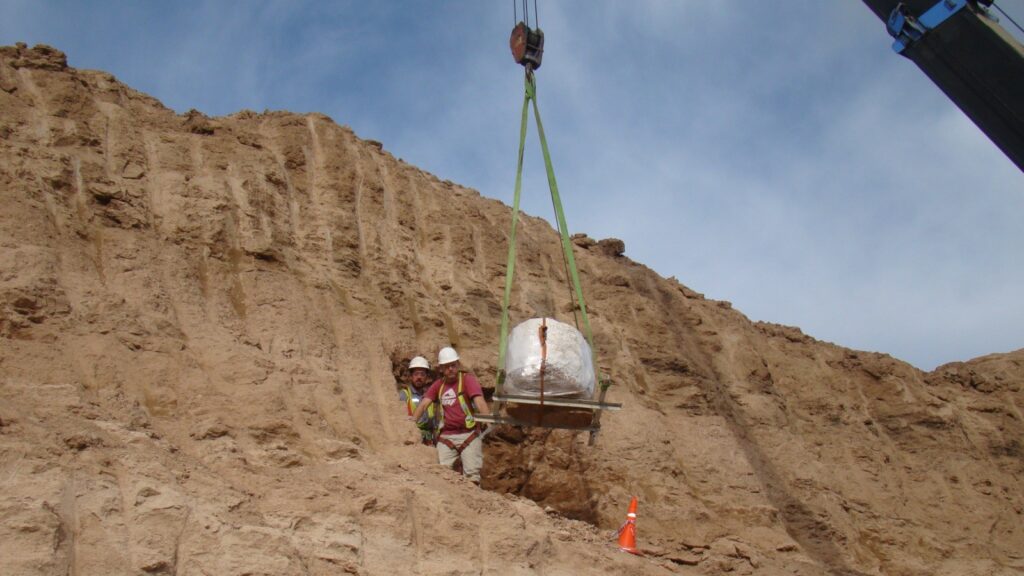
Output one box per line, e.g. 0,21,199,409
3,1,1023,371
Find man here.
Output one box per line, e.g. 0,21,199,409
410,346,491,484
400,356,436,445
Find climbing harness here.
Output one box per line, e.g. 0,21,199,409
436,428,481,456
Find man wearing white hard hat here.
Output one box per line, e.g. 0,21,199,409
410,346,490,484
400,356,436,445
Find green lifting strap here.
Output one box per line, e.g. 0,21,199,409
496,71,597,395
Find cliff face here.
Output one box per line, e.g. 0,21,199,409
1,43,1022,576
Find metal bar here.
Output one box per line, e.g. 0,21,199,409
587,378,612,446
475,413,600,432
492,394,622,410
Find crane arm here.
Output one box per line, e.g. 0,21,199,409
862,0,1024,172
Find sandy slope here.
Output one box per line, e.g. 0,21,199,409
1,43,1022,575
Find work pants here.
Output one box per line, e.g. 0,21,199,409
436,430,483,484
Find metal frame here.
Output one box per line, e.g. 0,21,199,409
492,394,622,411
486,377,620,444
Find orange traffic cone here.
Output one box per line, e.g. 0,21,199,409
616,496,642,555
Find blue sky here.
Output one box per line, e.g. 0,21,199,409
4,1,1023,370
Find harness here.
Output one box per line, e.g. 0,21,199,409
435,372,476,436
436,428,481,456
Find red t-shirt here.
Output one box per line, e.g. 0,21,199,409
424,372,483,435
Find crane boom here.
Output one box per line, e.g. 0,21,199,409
861,0,1024,172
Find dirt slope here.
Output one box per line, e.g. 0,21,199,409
1,43,1022,575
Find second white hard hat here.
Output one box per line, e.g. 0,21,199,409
409,356,430,370
438,346,460,365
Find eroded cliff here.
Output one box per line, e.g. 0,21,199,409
1,44,1022,575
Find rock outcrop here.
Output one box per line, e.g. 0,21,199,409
1,44,1022,575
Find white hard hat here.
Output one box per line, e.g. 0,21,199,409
438,346,460,365
409,356,430,370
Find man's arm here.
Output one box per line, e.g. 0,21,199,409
463,373,490,417
472,395,490,416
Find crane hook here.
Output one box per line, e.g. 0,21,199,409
510,21,544,71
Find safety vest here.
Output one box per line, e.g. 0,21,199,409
404,386,435,424
435,372,476,435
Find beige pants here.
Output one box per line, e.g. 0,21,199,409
436,430,483,484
